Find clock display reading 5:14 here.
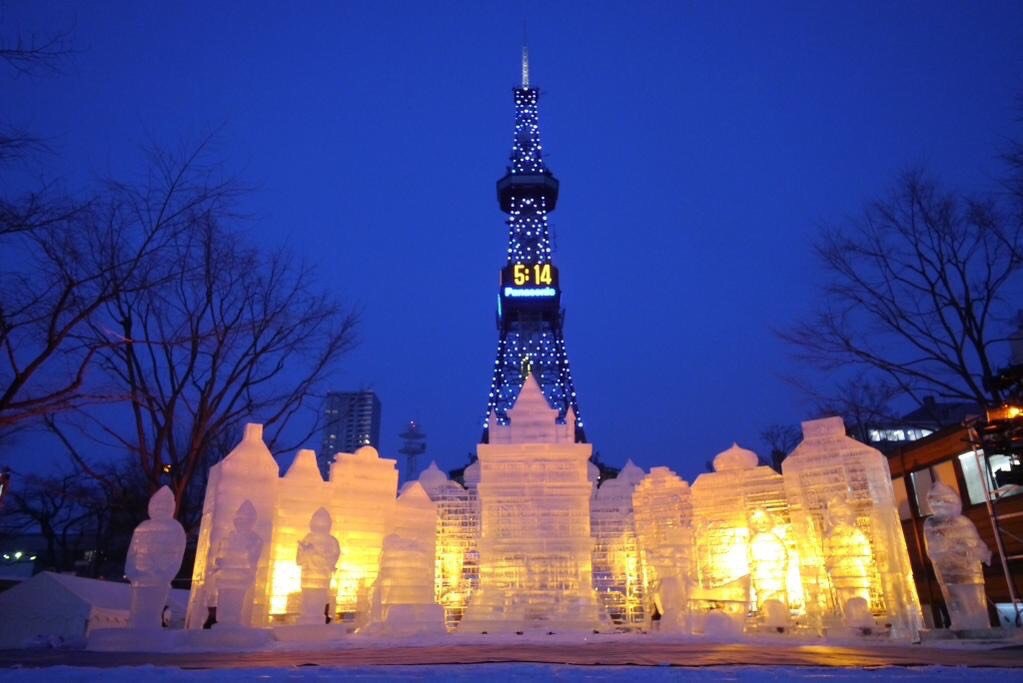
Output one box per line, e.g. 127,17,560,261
513,263,554,286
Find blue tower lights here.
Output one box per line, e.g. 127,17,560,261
483,50,584,439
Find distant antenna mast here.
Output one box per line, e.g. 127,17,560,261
398,420,427,485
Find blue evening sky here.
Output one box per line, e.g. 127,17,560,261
4,1,1023,480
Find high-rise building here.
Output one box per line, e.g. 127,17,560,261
483,47,584,443
320,391,382,477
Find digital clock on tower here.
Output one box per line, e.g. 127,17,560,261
501,263,560,288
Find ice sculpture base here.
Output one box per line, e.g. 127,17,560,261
825,624,891,640
359,604,447,638
272,623,348,642
459,591,606,635
181,625,275,650
695,610,744,639
919,626,1010,642
87,627,177,652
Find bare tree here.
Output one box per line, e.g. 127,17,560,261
0,459,153,577
0,138,236,435
0,469,96,571
48,145,358,525
0,24,122,434
1,24,76,232
0,27,73,75
759,423,802,472
781,171,1023,414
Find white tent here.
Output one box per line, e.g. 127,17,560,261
0,572,187,648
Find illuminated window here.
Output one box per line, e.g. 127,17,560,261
869,428,934,443
956,450,1023,505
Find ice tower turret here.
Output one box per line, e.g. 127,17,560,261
186,424,278,628
364,482,445,636
461,373,604,633
591,460,647,630
632,467,693,633
419,462,480,631
782,417,922,638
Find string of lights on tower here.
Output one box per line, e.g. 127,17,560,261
484,47,584,442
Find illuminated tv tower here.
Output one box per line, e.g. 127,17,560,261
483,47,584,443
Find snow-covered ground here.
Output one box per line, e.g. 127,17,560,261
0,664,1017,681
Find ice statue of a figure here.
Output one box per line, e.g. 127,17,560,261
924,483,992,630
125,486,186,628
208,500,264,627
748,508,788,611
296,507,341,625
823,497,874,628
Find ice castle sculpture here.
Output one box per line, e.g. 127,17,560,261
591,459,646,630
782,417,923,638
691,444,796,631
418,461,479,630
459,374,605,633
924,482,992,630
364,482,445,636
632,466,693,632
182,413,923,639
186,424,398,630
125,486,186,628
187,424,278,628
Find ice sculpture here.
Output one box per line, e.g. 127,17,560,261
591,459,646,630
125,486,186,628
924,482,992,630
296,507,341,625
268,449,330,619
691,444,794,631
364,482,444,636
327,445,398,621
186,424,278,628
782,417,922,638
207,500,265,627
419,461,479,630
460,375,604,633
823,497,874,628
632,467,692,632
748,509,789,624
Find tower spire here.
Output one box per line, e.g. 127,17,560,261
521,20,530,88
521,45,529,88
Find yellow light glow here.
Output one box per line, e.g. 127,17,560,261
269,560,302,615
988,404,1023,421
335,556,374,613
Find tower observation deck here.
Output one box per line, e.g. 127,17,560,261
483,49,584,443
